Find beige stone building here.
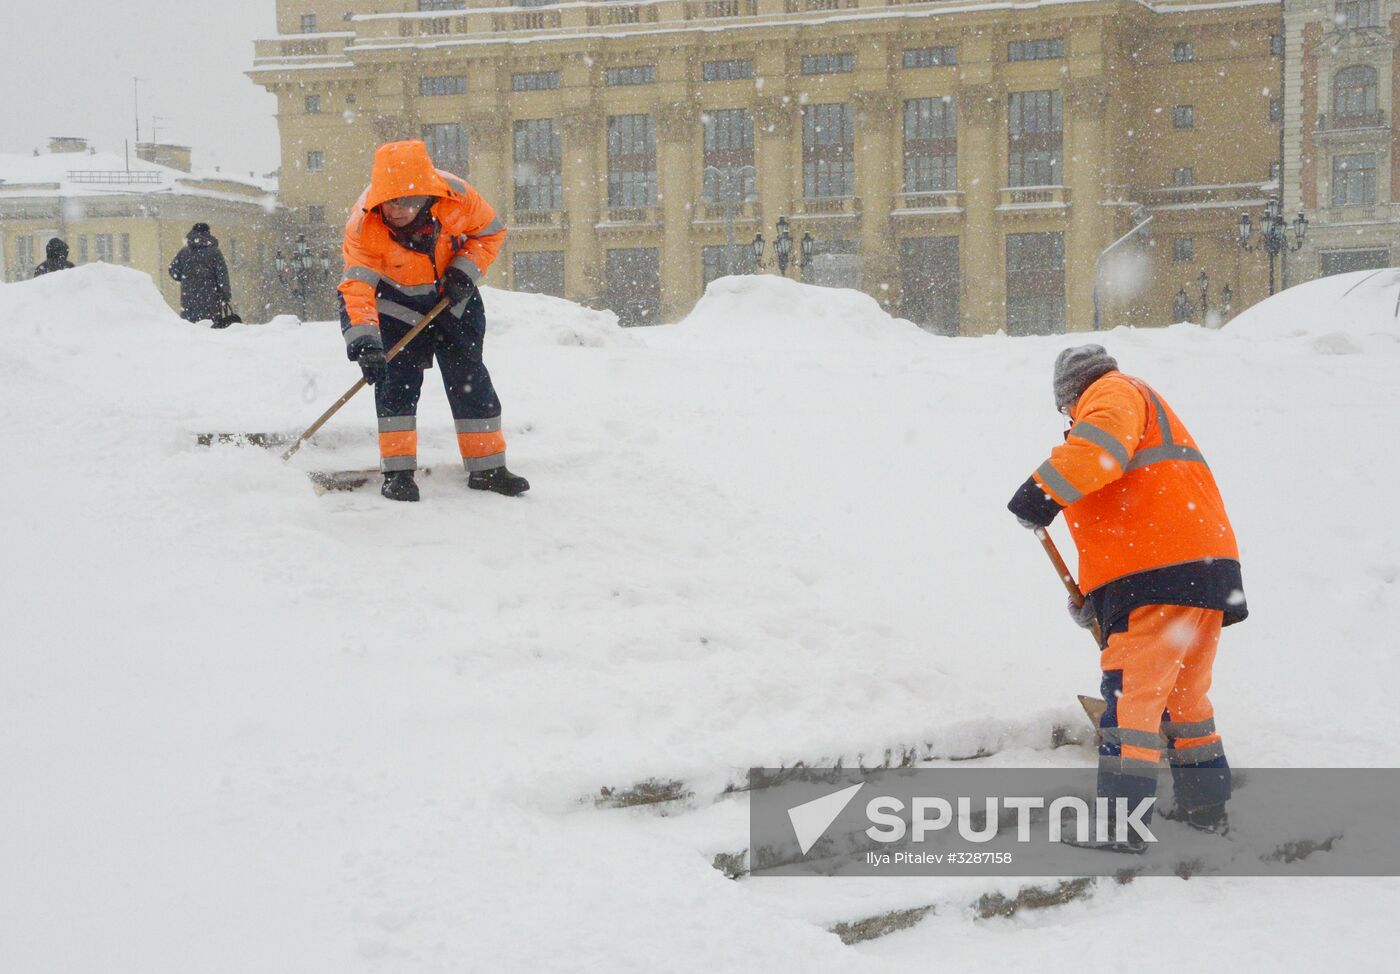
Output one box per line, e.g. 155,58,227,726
1284,0,1400,285
250,0,1286,331
0,138,283,319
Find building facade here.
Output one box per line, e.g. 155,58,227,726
250,0,1286,331
1284,0,1400,284
1,138,284,321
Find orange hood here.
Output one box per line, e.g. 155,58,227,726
362,140,453,212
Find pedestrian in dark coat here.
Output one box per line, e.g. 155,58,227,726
33,238,74,277
168,223,233,324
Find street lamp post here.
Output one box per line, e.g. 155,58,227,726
774,215,793,276
701,164,757,278
1239,196,1307,296
1198,270,1209,316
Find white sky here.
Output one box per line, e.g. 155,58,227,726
3,0,280,178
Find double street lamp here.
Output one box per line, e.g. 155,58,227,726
753,215,814,277
275,233,331,319
1239,197,1307,295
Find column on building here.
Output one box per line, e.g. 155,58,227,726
1065,76,1111,332
465,110,508,287
753,93,799,261
656,102,701,320
957,82,1003,335
561,106,606,307
853,90,901,308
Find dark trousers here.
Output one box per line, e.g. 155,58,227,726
373,290,505,473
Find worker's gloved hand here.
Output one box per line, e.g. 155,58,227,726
443,265,477,306
1067,597,1096,630
1016,517,1041,531
348,334,388,386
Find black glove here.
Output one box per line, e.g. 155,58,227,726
1007,475,1063,528
443,265,477,306
348,334,388,386
1067,596,1096,631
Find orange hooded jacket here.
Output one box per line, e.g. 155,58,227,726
337,140,505,351
1011,371,1246,633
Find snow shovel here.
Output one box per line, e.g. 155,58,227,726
280,296,451,463
1032,527,1112,734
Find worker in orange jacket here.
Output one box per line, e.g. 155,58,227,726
338,140,528,501
1008,345,1246,845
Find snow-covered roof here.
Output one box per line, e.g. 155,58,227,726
0,149,277,205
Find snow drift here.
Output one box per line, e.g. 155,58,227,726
2,266,1398,972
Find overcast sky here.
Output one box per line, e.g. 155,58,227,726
4,0,280,177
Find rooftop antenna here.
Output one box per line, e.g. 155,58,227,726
152,115,171,144
133,77,146,144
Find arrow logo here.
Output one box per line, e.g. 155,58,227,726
787,782,864,855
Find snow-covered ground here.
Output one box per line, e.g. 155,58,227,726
2,264,1397,971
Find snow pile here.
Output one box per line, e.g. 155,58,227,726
3,269,1398,972
656,274,925,349
1227,268,1400,349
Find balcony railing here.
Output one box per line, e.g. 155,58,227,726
891,190,963,213
510,209,569,230
998,186,1071,209
600,205,664,226
587,3,657,26
684,0,757,18
67,170,163,184
1316,111,1387,131
492,10,561,31
794,195,862,216
785,0,857,10
694,198,761,222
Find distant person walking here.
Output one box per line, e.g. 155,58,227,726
33,238,74,277
168,223,233,326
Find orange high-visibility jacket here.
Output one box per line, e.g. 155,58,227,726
337,140,505,351
1024,371,1244,625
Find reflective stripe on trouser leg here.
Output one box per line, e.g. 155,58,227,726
456,417,506,472
378,416,417,472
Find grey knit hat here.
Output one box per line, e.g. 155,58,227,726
1053,345,1118,411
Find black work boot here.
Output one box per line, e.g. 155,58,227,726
381,469,420,502
1161,802,1230,836
468,466,530,496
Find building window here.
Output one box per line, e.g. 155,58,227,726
305,95,321,114
94,234,113,263
14,235,34,279
1173,105,1194,129
899,237,960,335
1270,33,1284,56
1269,160,1282,181
512,250,565,296
802,102,855,198
1336,0,1380,28
1007,90,1062,187
78,236,88,263
1008,38,1064,62
1172,41,1194,63
1320,248,1389,275
902,46,957,68
306,150,324,172
1269,98,1283,123
514,119,564,211
702,109,756,200
119,233,130,264
605,248,661,326
702,244,758,285
512,71,560,91
606,65,656,86
1172,238,1194,262
1333,65,1378,120
903,97,957,192
420,75,467,97
801,52,855,75
300,13,317,32
1332,153,1377,205
1172,166,1195,186
1006,232,1065,335
308,206,326,224
422,122,470,173
703,59,754,81
607,114,657,207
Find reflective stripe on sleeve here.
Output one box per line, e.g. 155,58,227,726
342,265,380,287
471,218,506,237
1069,420,1131,471
343,324,379,346
1035,460,1083,505
451,254,485,283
